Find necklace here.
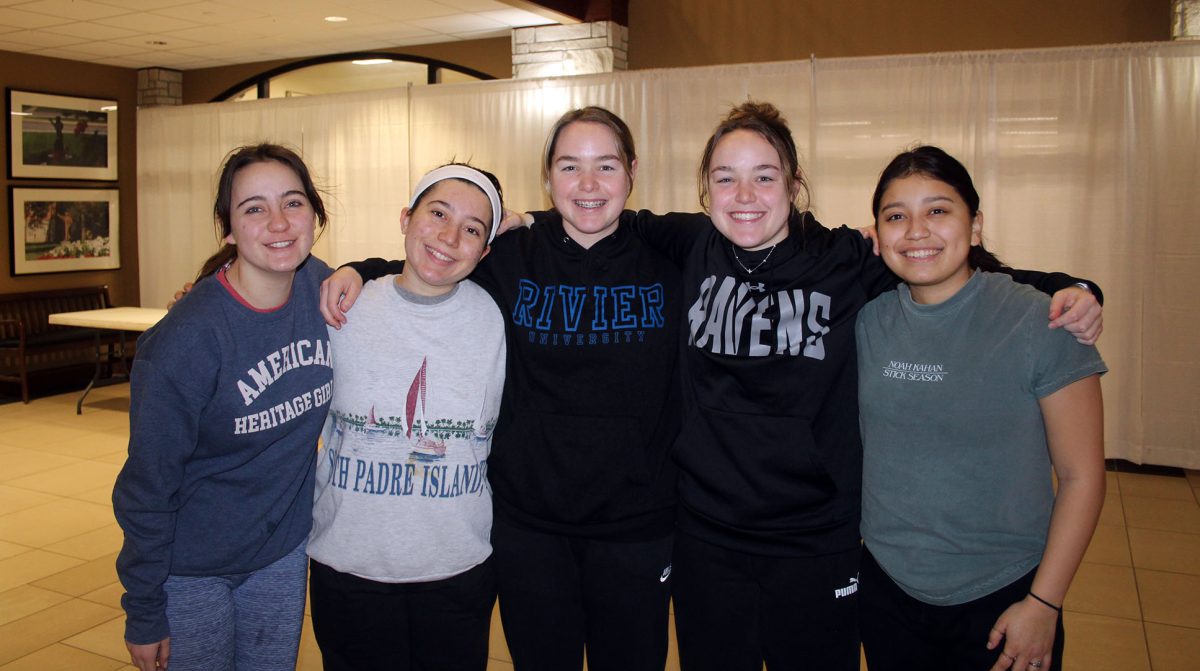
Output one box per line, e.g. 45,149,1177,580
731,242,776,274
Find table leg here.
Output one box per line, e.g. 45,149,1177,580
76,329,103,415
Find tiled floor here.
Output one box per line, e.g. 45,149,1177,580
1,384,1198,670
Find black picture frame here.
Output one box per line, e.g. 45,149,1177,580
9,186,120,275
7,89,118,181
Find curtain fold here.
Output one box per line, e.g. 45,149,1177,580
137,41,1200,468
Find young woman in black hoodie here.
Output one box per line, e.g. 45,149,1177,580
322,108,691,671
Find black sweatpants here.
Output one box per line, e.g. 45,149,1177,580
490,513,674,671
860,547,1065,671
672,531,861,671
309,558,496,671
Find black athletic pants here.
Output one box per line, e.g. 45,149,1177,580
672,531,861,671
860,546,1065,671
490,513,674,671
309,558,496,671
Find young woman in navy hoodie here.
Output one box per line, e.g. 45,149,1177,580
114,144,334,671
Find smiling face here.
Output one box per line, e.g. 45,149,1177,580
705,129,799,251
875,174,982,305
223,159,316,286
397,179,492,297
546,120,636,249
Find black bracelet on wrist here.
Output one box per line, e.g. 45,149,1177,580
1028,591,1062,613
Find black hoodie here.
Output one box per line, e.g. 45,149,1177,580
350,210,690,540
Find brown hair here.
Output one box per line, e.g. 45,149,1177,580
197,143,328,280
698,101,810,213
541,106,637,193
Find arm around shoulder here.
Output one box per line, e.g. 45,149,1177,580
1002,268,1104,345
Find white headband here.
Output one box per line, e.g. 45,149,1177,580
408,165,502,244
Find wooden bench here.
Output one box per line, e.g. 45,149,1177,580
0,286,123,403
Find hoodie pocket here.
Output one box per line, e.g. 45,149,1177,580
491,409,649,524
674,407,841,527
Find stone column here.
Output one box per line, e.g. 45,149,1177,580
512,21,628,79
1174,0,1200,39
137,68,183,106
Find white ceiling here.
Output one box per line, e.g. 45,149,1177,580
0,0,568,70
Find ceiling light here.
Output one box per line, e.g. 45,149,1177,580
100,105,117,112
324,16,348,22
352,59,393,65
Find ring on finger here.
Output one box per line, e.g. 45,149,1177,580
1029,662,1044,669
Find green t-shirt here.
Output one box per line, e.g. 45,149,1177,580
856,271,1106,606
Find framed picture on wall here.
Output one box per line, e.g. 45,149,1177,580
8,187,120,275
6,89,118,180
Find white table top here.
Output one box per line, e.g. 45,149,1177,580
48,307,167,332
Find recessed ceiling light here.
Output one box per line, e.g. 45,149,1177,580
352,59,393,65
100,105,118,112
324,16,348,22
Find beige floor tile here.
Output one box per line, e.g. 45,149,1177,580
34,434,130,461
0,425,99,453
0,498,114,547
0,643,125,671
71,485,119,507
1185,469,1200,486
0,585,72,627
94,452,130,467
1060,611,1149,671
0,441,31,457
0,540,32,561
1128,527,1200,575
1122,495,1200,534
1117,472,1195,501
84,404,133,422
61,616,129,664
4,461,121,498
1096,493,1124,528
0,485,58,517
79,582,124,610
92,424,133,440
1104,470,1119,494
1065,562,1141,620
297,615,322,671
1144,622,1200,671
31,552,120,598
488,601,511,663
0,449,82,483
43,525,123,561
1082,522,1132,566
0,598,121,666
1136,568,1200,629
0,551,85,594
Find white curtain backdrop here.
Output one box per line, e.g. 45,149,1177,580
137,41,1200,468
